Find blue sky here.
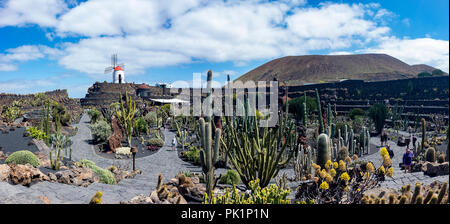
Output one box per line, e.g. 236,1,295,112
0,0,448,98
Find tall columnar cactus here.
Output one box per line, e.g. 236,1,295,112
39,101,51,143
327,103,333,127
293,144,312,180
316,133,331,168
198,117,221,194
315,89,324,134
302,101,307,127
421,118,426,151
115,92,136,147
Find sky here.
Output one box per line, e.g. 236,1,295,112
0,0,448,98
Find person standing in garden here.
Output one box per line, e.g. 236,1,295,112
172,137,177,151
387,144,394,159
402,146,414,173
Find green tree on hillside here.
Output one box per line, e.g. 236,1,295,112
367,103,388,134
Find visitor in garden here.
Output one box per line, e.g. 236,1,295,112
387,145,394,159
172,137,177,151
402,146,414,173
412,135,417,148
380,131,385,146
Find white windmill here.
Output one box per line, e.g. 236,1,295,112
104,54,125,84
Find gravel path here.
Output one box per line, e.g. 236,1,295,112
360,131,449,190
0,113,202,204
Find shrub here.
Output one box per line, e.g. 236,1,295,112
52,102,71,126
284,96,316,116
133,117,148,136
26,126,48,141
89,120,112,143
145,111,158,127
348,108,365,120
1,106,23,123
147,145,159,151
147,138,164,147
219,170,241,185
76,159,116,185
418,72,432,77
184,145,201,165
88,108,101,124
431,69,444,76
425,148,436,162
5,150,40,167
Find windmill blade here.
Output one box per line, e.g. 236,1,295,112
104,67,113,74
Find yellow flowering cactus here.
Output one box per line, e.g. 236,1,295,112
380,147,388,157
319,181,329,190
325,160,332,170
378,166,386,175
333,162,339,169
339,160,346,171
203,179,291,204
339,172,350,182
386,167,394,177
329,168,337,177
382,154,392,167
366,162,375,173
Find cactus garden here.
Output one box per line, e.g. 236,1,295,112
0,0,448,211
1,68,447,205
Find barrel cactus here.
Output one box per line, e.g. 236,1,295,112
337,146,349,162
425,147,436,162
317,133,331,168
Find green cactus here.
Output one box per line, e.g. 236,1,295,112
49,133,70,170
315,89,324,134
221,98,296,188
425,147,436,162
317,133,331,168
437,182,448,204
198,117,221,194
421,118,426,151
327,103,333,127
115,92,136,147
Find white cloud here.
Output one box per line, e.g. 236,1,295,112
0,0,67,27
0,45,62,71
47,1,396,77
362,37,449,72
0,0,448,80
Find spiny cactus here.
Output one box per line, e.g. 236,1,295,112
421,118,426,151
316,133,331,168
222,96,296,188
337,146,349,162
426,147,436,162
315,89,324,134
366,182,449,204
115,92,136,147
198,117,221,195
89,191,102,204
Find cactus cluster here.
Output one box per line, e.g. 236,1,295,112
198,117,221,194
222,91,296,188
362,182,448,204
115,92,136,147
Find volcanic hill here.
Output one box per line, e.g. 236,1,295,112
236,54,445,85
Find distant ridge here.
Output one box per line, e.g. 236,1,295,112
236,54,446,85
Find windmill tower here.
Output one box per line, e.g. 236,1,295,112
104,54,125,84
